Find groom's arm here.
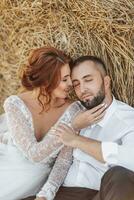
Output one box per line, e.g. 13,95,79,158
55,124,105,163
72,135,105,163
55,123,134,171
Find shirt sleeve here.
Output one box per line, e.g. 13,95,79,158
36,146,73,200
102,130,134,171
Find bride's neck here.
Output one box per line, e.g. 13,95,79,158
31,89,66,109
51,97,66,108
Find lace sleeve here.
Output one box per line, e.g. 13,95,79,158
36,146,73,200
36,102,82,199
0,135,4,143
0,134,8,144
0,114,8,144
3,96,81,163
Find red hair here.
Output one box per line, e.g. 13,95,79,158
20,46,71,111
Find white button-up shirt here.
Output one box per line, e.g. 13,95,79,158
63,97,134,190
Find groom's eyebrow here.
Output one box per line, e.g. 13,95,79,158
72,74,92,83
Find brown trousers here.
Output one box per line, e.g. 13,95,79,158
23,166,134,200
54,166,134,200
54,187,98,200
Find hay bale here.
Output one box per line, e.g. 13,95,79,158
0,0,134,113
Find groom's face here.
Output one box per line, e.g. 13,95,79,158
71,61,106,109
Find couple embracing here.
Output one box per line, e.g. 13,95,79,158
0,46,134,200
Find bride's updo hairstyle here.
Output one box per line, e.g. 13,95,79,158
20,46,71,111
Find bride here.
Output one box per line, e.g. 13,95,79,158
0,46,82,200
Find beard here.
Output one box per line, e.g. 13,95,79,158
79,85,105,110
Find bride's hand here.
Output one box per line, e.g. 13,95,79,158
72,103,107,130
54,123,78,147
34,197,47,200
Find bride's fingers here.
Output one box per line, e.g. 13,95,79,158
92,106,107,118
51,123,69,132
50,127,63,136
52,131,63,139
87,103,106,114
94,112,106,122
57,123,74,133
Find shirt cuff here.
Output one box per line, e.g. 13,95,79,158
101,142,118,165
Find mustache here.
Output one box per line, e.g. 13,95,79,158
81,92,93,99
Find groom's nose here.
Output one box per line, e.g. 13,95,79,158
80,83,86,93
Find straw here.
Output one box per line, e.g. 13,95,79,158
0,0,134,113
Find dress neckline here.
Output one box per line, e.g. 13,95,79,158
11,95,74,140
12,95,34,132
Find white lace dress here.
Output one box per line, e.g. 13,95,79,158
0,95,81,200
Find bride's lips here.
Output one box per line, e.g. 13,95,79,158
64,87,72,94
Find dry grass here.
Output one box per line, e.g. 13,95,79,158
0,0,134,113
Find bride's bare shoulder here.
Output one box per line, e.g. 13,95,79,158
17,92,32,101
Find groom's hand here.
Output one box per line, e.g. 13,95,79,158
72,103,107,130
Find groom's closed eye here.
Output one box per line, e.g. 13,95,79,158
84,79,93,82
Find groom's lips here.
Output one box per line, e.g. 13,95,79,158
81,94,93,101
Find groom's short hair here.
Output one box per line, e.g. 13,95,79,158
71,56,107,77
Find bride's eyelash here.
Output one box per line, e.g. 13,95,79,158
62,79,67,82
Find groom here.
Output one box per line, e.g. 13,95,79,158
25,56,134,200
53,56,134,200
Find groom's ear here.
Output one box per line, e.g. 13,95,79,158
104,75,111,91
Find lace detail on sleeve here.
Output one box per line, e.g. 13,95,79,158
37,147,73,200
3,96,82,163
0,114,8,144
36,102,82,199
0,134,8,144
0,135,4,143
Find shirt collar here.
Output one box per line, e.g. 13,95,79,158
78,96,117,129
95,96,117,128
